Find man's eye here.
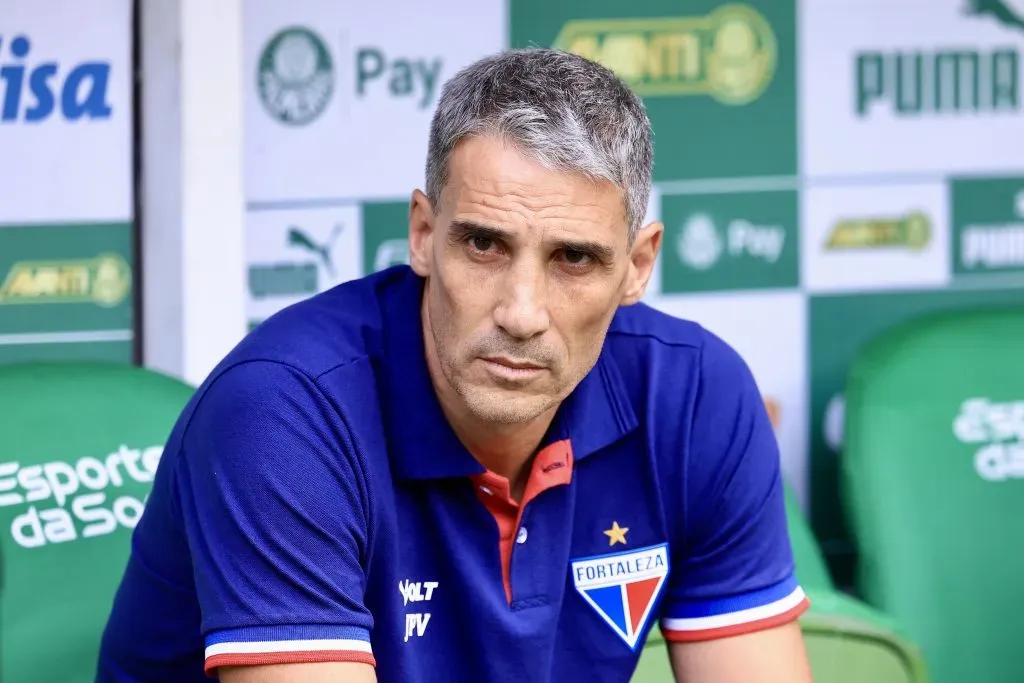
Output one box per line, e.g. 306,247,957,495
562,249,591,266
470,236,494,252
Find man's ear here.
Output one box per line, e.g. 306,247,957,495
408,189,435,277
621,221,663,306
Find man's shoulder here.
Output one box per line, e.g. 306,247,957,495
227,267,407,377
606,300,743,372
174,268,413,451
604,301,761,428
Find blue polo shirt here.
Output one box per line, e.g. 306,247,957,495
98,265,808,682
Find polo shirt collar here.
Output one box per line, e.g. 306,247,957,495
380,267,638,481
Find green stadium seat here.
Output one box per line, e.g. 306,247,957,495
0,359,933,683
784,484,835,592
801,590,928,683
842,307,1024,683
632,485,928,682
0,361,195,683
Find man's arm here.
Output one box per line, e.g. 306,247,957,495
220,662,377,683
658,330,812,682
668,622,812,682
176,361,378,680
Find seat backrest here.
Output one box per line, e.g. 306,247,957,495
843,306,1024,683
634,482,836,681
0,361,194,683
784,484,834,591
637,595,926,683
800,589,928,683
784,488,926,683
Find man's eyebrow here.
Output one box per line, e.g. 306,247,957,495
448,220,512,243
448,219,617,262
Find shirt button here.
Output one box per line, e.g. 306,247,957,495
516,526,528,544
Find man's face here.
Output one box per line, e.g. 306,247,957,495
409,135,661,427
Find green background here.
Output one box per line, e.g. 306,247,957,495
808,286,1024,586
660,189,798,292
10,0,1024,595
951,175,1024,278
0,222,133,366
509,0,797,181
362,200,411,274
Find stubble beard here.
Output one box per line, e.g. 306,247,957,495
448,364,558,426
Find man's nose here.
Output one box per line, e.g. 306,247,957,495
493,261,550,340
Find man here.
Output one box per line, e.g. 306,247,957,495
98,48,812,682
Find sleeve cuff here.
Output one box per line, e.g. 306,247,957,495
659,576,810,642
204,624,376,675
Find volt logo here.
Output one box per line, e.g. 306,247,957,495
404,613,431,642
398,579,438,605
0,34,113,123
398,578,438,642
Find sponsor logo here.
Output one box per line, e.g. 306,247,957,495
959,188,1024,271
248,224,344,299
823,393,846,452
676,213,722,270
824,211,932,251
0,34,112,123
0,445,161,548
373,238,409,272
855,2,1023,118
257,27,443,124
0,253,131,307
952,177,1024,276
355,47,443,109
257,27,334,126
966,0,1024,33
953,397,1024,481
398,579,438,642
287,224,341,278
571,543,669,650
361,200,414,275
552,4,776,104
661,190,797,293
676,212,785,270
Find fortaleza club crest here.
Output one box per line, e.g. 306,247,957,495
571,543,669,650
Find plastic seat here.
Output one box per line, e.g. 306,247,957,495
843,307,1024,683
0,361,195,683
632,486,928,682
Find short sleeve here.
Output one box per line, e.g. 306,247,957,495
660,333,809,642
174,360,376,675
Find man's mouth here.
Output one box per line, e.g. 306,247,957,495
481,356,545,370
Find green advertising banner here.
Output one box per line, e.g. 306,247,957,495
1,1,134,367
0,222,134,365
362,201,411,276
241,0,1024,585
509,0,797,181
660,188,798,293
951,175,1024,282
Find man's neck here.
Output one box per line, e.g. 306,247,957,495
421,298,555,501
427,357,556,500
451,410,555,501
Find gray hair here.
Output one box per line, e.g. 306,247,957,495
425,48,653,242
